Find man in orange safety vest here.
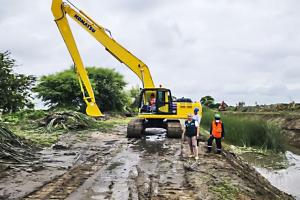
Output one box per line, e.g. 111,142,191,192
207,113,225,154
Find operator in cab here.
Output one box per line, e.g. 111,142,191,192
149,93,156,112
182,114,200,160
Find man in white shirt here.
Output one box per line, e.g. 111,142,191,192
193,108,201,124
193,108,201,146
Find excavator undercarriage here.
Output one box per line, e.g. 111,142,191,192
127,118,183,138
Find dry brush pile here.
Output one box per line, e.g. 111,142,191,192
0,110,110,164
0,125,36,164
38,111,99,132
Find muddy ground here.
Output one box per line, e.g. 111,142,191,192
0,125,295,200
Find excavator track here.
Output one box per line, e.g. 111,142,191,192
166,121,183,138
127,118,144,138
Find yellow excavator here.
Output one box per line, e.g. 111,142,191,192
51,0,202,138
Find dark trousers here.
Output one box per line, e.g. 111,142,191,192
207,136,222,153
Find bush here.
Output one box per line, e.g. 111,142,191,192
1,109,47,123
201,107,285,152
124,85,140,114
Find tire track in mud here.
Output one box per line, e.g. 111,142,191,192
68,134,194,200
23,127,294,200
23,139,126,200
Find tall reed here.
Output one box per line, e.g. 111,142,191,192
201,107,285,152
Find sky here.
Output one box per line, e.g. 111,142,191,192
1,0,300,106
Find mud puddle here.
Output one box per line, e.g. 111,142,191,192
144,128,166,142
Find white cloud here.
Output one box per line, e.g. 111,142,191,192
0,0,300,106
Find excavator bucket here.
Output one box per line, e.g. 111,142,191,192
86,102,104,117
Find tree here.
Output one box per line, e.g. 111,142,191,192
200,96,215,107
34,69,81,109
0,51,36,113
34,67,128,112
125,85,141,113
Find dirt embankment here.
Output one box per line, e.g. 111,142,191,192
0,125,294,200
266,115,300,148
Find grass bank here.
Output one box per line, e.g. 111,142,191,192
201,107,286,152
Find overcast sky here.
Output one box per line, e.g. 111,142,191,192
1,0,300,106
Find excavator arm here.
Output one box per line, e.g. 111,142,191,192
51,0,155,116
51,0,102,117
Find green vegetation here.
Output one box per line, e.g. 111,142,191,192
200,95,215,108
125,85,140,114
0,51,36,113
1,109,131,147
34,67,129,112
210,179,240,200
200,95,225,109
201,107,286,152
1,109,47,123
15,129,61,146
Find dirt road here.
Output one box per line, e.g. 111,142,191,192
0,125,294,199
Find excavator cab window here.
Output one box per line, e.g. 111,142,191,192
139,89,174,114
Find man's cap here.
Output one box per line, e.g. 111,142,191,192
194,108,199,112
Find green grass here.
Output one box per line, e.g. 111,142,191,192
210,179,239,200
201,107,286,152
15,130,62,146
1,109,47,122
101,116,132,126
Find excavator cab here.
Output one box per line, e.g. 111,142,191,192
127,88,183,138
139,88,175,115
